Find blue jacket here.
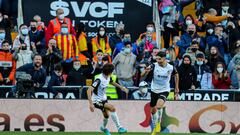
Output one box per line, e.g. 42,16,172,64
206,35,227,55
176,33,200,56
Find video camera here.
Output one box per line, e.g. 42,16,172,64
15,71,35,98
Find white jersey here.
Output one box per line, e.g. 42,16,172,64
151,62,173,93
91,74,111,102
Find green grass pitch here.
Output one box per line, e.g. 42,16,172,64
0,132,238,135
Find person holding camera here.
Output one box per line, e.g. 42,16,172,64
16,54,46,97
0,40,16,85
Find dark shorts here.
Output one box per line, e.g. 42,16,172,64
150,91,169,107
93,100,108,112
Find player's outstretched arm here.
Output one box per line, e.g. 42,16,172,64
174,73,180,100
87,86,95,112
110,82,129,94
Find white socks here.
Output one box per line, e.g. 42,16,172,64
102,118,109,129
111,112,121,129
152,112,158,128
157,108,162,123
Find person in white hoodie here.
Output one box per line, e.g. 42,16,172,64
13,43,37,68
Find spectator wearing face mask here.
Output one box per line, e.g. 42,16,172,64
13,43,37,68
227,53,240,89
138,31,157,56
92,50,110,76
47,64,64,98
53,23,79,74
91,26,111,57
207,46,225,72
0,41,16,85
169,36,180,58
109,23,125,51
29,20,45,54
199,24,215,52
113,41,137,98
0,12,12,45
206,25,229,64
137,21,156,44
0,28,7,48
33,15,46,31
194,53,212,89
66,58,93,86
112,32,138,59
177,24,201,57
13,24,30,51
212,62,231,89
184,40,203,66
177,55,197,90
132,81,150,100
46,8,75,44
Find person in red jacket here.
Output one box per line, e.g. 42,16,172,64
0,40,16,85
212,62,231,89
46,8,75,45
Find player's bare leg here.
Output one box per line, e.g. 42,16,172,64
104,103,127,134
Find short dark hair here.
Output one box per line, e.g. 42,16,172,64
30,19,37,23
102,63,114,76
54,64,63,71
19,24,27,30
157,51,166,57
96,49,103,54
0,27,5,31
2,40,9,45
124,41,132,47
33,54,42,59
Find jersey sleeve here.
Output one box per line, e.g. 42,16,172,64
92,79,101,95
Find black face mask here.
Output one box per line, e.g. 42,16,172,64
191,48,198,52
21,46,27,50
119,29,124,35
2,49,9,53
183,63,191,68
211,53,217,57
188,30,194,35
31,27,37,32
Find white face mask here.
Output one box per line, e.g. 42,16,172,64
21,28,29,36
73,65,81,70
207,29,214,34
58,14,65,20
61,28,68,34
197,61,203,66
217,67,224,73
186,20,193,25
124,48,131,54
141,88,148,94
99,31,105,36
147,27,154,32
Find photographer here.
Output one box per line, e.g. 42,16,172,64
16,54,46,97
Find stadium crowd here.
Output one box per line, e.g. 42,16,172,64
0,0,240,99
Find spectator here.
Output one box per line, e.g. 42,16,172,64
0,12,12,45
177,55,197,90
166,47,179,67
16,54,46,90
113,32,138,59
137,21,156,44
177,24,201,56
109,23,125,51
113,41,136,98
212,62,231,89
46,8,76,44
160,5,179,49
184,40,203,65
66,58,93,86
91,26,111,56
0,28,7,48
92,50,110,76
132,81,150,100
203,8,233,24
33,15,46,31
228,53,240,89
0,40,16,85
194,53,212,89
13,24,30,50
13,43,37,68
180,14,195,34
199,24,215,53
53,23,79,73
169,36,180,58
41,38,62,76
138,31,157,55
47,64,64,98
207,46,225,72
206,25,228,64
29,20,45,53
76,22,90,59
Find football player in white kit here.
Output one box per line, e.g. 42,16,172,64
87,63,129,135
141,51,179,135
